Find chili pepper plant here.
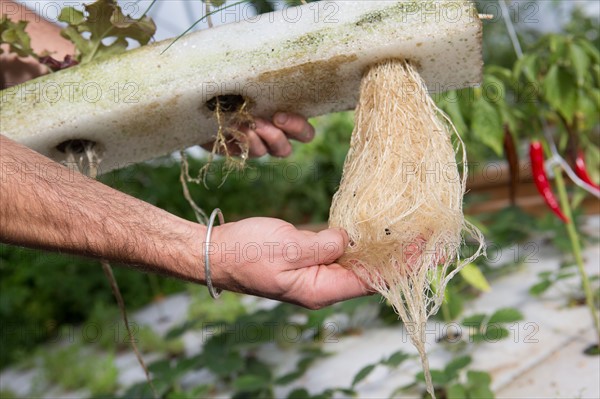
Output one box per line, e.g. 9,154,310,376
439,27,600,349
512,33,599,348
0,2,598,398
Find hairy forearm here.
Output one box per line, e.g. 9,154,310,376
0,134,206,283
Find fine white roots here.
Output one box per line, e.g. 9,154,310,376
329,60,485,398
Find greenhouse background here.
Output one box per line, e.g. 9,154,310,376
0,0,599,398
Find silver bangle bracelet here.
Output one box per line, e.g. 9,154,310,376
204,208,224,299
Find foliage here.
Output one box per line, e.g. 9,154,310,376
0,16,35,57
461,308,524,343
0,390,20,399
390,356,494,399
41,344,118,396
139,295,395,399
459,263,491,293
0,243,185,368
84,301,184,355
350,351,411,388
530,263,600,309
58,0,156,64
434,8,599,170
529,269,577,296
1,2,599,398
120,301,337,399
187,285,247,324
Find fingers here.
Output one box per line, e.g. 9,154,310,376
245,130,268,157
201,112,314,159
252,118,292,157
315,228,349,264
250,113,315,157
283,264,373,310
293,227,349,267
272,112,315,143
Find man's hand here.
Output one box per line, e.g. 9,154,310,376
209,218,371,309
243,113,315,158
202,113,315,158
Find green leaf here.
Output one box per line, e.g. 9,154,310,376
383,351,410,367
232,375,270,392
462,314,486,329
437,92,468,135
199,334,245,376
58,7,85,25
569,43,590,86
334,388,357,397
208,351,244,376
482,326,510,342
147,357,197,385
468,385,495,399
167,392,189,399
584,344,600,356
549,34,567,58
443,286,465,321
538,271,553,279
486,65,512,82
529,280,552,296
556,272,576,280
352,364,376,387
471,96,504,156
467,370,494,398
58,0,156,64
444,356,472,380
245,357,272,381
488,308,523,324
287,389,311,399
388,384,415,399
60,25,93,55
167,385,211,399
190,384,212,397
482,74,506,104
276,349,327,385
416,370,448,386
275,370,303,385
447,383,467,399
305,307,335,329
467,370,492,386
577,38,600,64
514,53,537,82
459,263,491,292
543,65,578,123
0,16,35,57
470,333,486,342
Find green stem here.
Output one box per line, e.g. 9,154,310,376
553,165,600,345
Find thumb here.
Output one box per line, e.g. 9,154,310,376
307,227,349,265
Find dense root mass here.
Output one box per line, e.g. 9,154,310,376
329,60,485,398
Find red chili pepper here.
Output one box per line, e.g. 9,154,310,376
574,151,600,190
530,141,569,223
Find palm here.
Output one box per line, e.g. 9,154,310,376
211,217,371,309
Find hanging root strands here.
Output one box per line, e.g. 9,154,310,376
178,94,255,224
180,95,255,193
329,59,485,398
204,95,254,178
